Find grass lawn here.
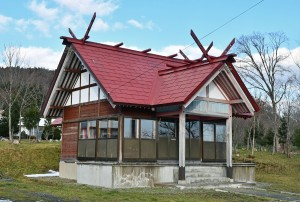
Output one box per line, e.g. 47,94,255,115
0,141,299,201
234,148,300,193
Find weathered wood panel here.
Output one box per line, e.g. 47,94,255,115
61,122,78,160
99,101,119,116
80,103,98,118
64,106,79,120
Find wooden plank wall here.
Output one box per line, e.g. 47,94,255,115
61,100,120,160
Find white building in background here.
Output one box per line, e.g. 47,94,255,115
18,118,46,139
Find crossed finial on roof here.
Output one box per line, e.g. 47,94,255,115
68,12,96,42
178,29,235,64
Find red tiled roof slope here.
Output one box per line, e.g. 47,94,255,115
64,37,257,110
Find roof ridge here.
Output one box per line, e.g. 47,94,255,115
61,36,187,65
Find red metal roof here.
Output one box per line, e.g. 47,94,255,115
66,37,245,108
40,36,259,118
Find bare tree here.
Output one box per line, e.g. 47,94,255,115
0,45,26,141
278,82,298,157
18,71,37,141
236,32,293,154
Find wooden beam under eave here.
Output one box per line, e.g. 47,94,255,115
56,87,73,92
64,68,87,73
194,96,243,104
49,106,64,109
72,83,97,91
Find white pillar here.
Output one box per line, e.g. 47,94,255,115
178,108,186,181
226,105,233,178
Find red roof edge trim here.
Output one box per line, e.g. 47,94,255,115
71,44,116,107
183,62,224,104
226,62,260,112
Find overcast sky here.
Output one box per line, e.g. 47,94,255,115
1,0,300,69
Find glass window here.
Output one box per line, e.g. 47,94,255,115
72,90,79,105
88,121,97,139
124,118,139,138
216,124,226,142
79,121,87,139
81,71,89,86
203,123,214,142
159,120,176,138
90,86,99,101
100,88,106,99
109,119,119,138
99,119,108,138
208,102,229,114
99,118,119,139
81,88,89,103
186,121,200,139
186,100,207,113
79,121,96,139
141,119,156,139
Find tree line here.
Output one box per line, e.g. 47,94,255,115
0,46,54,141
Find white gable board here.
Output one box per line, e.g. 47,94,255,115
209,82,226,100
197,81,226,100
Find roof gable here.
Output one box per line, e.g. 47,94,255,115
42,32,259,118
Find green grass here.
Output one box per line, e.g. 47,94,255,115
1,141,298,201
0,141,60,178
233,148,300,193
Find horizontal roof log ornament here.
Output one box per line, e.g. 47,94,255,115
194,96,243,104
183,59,198,64
114,42,124,47
141,48,151,53
167,53,178,58
56,83,97,92
160,54,236,76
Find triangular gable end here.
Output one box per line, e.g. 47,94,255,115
42,46,114,118
184,64,255,117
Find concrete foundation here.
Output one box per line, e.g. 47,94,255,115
232,163,255,183
59,161,255,188
59,161,77,180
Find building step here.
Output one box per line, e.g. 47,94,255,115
187,177,231,184
185,167,226,178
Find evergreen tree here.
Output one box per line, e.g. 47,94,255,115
293,128,300,148
278,116,288,144
23,105,40,138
